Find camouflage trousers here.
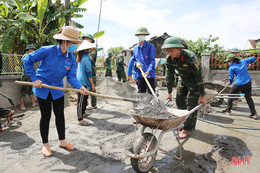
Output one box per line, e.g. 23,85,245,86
176,83,200,131
90,67,97,107
105,69,112,77
20,75,33,96
0,108,11,128
116,70,126,83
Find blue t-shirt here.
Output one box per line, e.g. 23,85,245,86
23,45,82,100
229,56,256,85
132,41,156,78
77,54,92,90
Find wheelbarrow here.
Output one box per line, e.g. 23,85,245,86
125,104,202,173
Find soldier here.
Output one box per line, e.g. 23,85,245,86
82,34,97,109
116,50,127,83
222,54,258,119
20,44,38,110
129,26,156,94
162,37,207,139
104,52,113,77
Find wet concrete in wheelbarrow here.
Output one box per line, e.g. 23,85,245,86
0,77,260,173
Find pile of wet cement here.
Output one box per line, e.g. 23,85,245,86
97,77,177,119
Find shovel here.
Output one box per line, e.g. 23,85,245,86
0,91,15,106
15,81,138,103
137,66,159,102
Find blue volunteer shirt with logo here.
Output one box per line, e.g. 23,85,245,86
132,40,156,78
23,44,82,100
229,56,256,85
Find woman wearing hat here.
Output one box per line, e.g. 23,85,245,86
222,54,258,120
20,44,38,110
75,40,96,126
23,26,88,157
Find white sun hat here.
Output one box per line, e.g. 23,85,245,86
76,40,97,52
53,26,83,43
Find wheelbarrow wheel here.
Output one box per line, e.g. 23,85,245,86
131,133,157,173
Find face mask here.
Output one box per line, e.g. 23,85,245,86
138,35,146,42
228,62,231,65
65,41,78,53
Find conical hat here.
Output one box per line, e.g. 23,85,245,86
76,40,97,52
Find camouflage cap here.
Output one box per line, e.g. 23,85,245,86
229,48,239,53
108,52,114,56
25,44,36,50
224,54,241,62
161,37,184,49
135,26,150,36
82,33,95,43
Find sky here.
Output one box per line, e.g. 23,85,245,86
73,0,260,54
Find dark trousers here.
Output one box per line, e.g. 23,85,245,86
137,78,155,95
37,93,65,143
77,93,89,121
227,81,256,114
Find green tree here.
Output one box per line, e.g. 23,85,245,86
185,35,224,59
0,0,89,54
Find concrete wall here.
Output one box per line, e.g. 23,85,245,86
0,75,36,108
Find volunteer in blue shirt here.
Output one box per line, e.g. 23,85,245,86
222,54,258,120
76,40,96,126
127,56,138,86
129,26,156,94
23,26,88,157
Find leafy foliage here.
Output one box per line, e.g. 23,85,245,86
185,35,224,59
107,46,124,56
0,0,88,54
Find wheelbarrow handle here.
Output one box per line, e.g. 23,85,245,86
187,103,203,116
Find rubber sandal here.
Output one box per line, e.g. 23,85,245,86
78,120,91,126
20,106,26,110
87,106,97,110
42,148,53,157
177,130,189,139
59,143,76,150
32,103,38,107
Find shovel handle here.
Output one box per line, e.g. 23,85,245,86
138,67,158,99
15,81,138,103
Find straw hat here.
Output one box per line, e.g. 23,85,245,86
76,40,97,52
53,26,83,43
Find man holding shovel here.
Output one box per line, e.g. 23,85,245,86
162,37,207,139
129,26,156,94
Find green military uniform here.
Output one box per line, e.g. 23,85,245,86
116,54,127,82
105,56,112,77
20,54,34,96
166,49,205,131
89,48,97,107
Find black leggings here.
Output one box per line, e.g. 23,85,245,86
227,81,256,114
37,93,65,143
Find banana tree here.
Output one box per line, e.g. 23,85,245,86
0,0,88,54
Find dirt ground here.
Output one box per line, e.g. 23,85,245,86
0,78,260,173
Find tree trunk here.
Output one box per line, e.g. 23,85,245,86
65,0,70,26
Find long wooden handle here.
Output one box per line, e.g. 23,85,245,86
15,81,138,102
138,67,158,99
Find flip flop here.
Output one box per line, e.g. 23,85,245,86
42,148,53,157
20,106,26,110
177,130,189,139
78,120,91,126
32,103,38,107
59,143,76,150
87,106,97,110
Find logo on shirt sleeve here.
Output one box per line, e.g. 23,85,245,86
145,56,148,59
65,66,70,70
